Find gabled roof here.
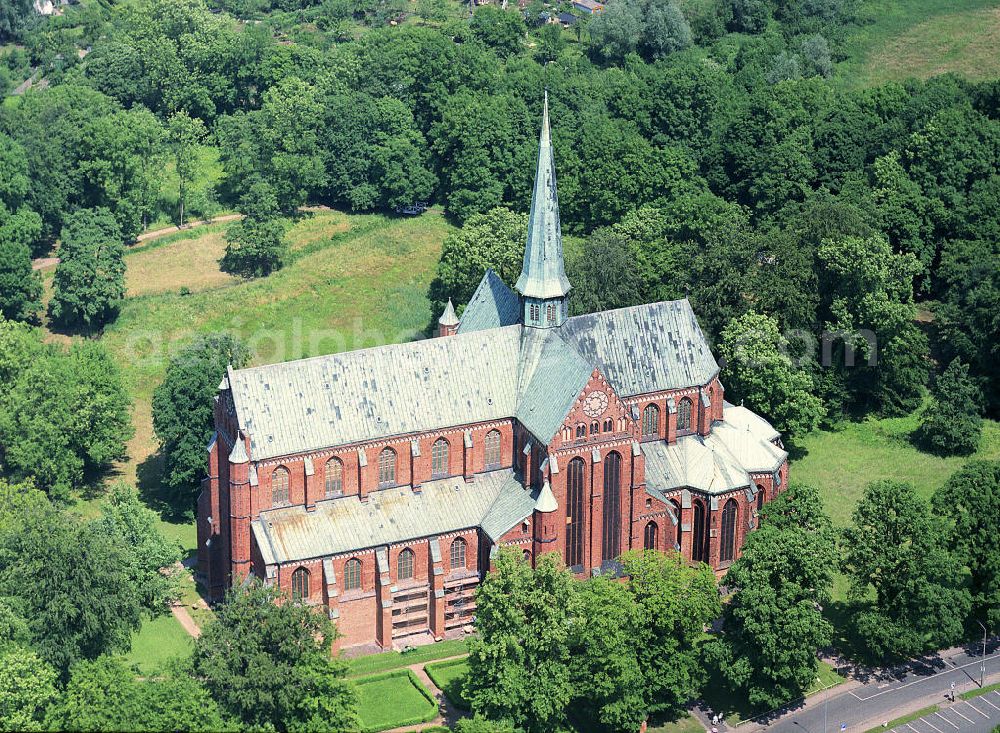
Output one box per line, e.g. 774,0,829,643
229,326,522,460
560,299,718,396
713,404,786,473
252,469,533,564
515,329,594,443
515,92,571,300
457,269,520,335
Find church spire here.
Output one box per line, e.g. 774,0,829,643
516,91,571,328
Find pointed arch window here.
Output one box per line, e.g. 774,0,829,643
450,538,467,570
601,451,622,563
291,567,309,600
642,404,659,438
590,421,599,435
485,430,501,468
603,418,612,432
378,448,396,487
565,458,586,569
756,485,766,512
272,467,290,507
692,500,707,563
576,424,586,438
546,302,556,324
397,548,414,580
720,499,738,563
344,558,362,591
432,438,449,476
678,397,693,433
669,498,682,550
643,521,658,551
530,303,540,323
325,458,343,497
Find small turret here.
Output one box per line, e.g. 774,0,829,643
438,298,459,337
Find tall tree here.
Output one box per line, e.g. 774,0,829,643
0,203,43,322
220,182,288,279
932,461,1000,631
567,228,643,316
842,480,971,661
719,311,825,440
167,112,208,226
48,208,127,332
193,582,358,732
918,359,983,456
0,504,144,674
622,550,720,719
469,6,526,58
152,333,250,516
464,551,577,732
711,484,836,708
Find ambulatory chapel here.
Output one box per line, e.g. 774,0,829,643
197,96,789,650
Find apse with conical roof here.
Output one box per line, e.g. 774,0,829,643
516,91,571,329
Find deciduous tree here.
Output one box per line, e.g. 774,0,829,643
842,480,971,661
932,461,1000,631
193,582,358,732
152,333,250,515
48,208,127,331
918,359,983,456
711,484,836,708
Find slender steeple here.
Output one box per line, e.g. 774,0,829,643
516,91,571,328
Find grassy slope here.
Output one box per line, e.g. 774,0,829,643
94,209,451,550
835,0,1000,86
347,638,468,677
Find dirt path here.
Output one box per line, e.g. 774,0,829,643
134,214,244,243
170,603,202,639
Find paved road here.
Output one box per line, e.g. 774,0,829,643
759,643,1000,733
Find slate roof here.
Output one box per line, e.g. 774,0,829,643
253,469,533,565
515,328,594,442
515,92,571,300
560,300,718,396
642,408,784,496
456,269,520,335
228,326,522,461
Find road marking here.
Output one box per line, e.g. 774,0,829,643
950,707,974,724
850,652,1000,702
963,701,989,718
979,695,1000,712
934,713,959,729
920,715,944,733
905,724,921,733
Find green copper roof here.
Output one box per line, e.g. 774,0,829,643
515,92,571,301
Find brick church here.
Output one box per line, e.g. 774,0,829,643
197,95,789,650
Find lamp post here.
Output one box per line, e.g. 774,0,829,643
977,621,987,688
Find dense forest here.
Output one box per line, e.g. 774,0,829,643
2,0,997,458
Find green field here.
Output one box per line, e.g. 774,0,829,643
122,612,193,674
353,670,439,732
791,409,1000,527
836,0,1000,86
648,714,709,733
347,638,469,677
425,658,471,710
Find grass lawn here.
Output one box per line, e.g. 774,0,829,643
347,638,468,677
425,658,471,710
353,670,439,732
122,612,193,674
835,0,1000,86
791,410,1000,528
647,714,708,733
